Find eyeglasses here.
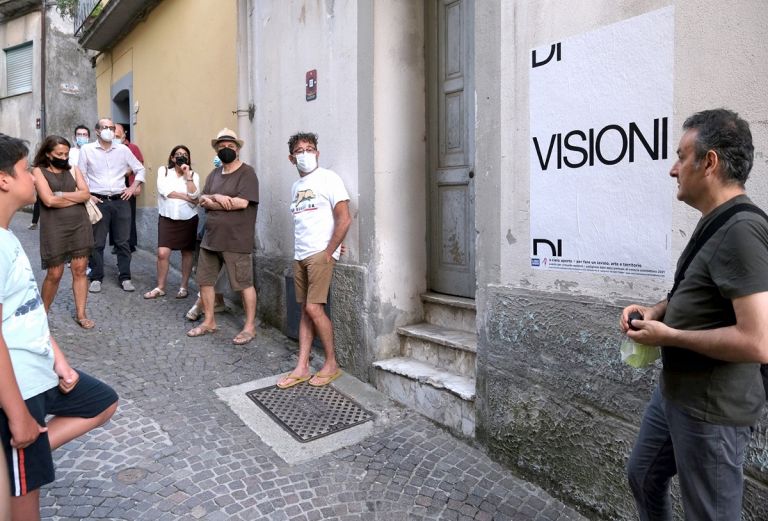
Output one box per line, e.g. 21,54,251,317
292,147,317,155
100,125,116,131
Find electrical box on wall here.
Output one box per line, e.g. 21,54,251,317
306,70,317,101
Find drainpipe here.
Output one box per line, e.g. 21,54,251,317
39,0,47,138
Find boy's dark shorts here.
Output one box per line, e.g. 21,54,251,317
0,370,118,496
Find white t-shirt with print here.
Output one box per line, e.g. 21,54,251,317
0,228,58,400
290,167,350,261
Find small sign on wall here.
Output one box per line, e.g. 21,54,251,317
60,83,80,95
306,69,317,101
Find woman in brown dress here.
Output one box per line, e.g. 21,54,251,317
32,135,95,328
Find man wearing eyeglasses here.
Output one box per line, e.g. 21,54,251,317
78,118,145,293
277,132,351,389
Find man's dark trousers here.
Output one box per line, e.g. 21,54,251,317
627,387,750,520
90,198,132,282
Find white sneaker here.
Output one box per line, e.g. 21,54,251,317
89,280,101,293
121,280,136,292
28,223,38,230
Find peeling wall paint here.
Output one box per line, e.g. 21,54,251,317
45,8,97,140
478,287,768,519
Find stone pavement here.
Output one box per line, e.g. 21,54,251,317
11,211,588,521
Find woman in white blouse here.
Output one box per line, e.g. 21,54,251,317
144,145,200,299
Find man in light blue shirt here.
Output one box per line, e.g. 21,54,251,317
78,118,145,293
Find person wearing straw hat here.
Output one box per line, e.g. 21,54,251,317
187,129,259,345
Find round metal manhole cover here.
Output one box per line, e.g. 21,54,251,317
115,467,148,484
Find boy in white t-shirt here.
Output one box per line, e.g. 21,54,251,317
0,134,118,521
277,132,352,389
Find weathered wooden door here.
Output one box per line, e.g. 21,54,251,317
427,0,475,298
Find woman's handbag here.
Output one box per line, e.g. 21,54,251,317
85,199,102,224
69,169,102,224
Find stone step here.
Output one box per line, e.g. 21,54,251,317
398,323,476,377
397,323,477,352
372,357,475,437
422,292,476,334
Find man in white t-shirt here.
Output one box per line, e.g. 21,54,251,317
277,132,352,389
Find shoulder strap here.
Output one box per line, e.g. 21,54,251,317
668,203,768,300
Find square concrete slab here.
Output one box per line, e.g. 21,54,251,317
216,373,392,465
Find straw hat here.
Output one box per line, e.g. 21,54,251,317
211,128,243,148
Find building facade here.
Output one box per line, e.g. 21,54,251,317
238,1,768,519
0,0,96,156
77,0,768,517
77,0,238,250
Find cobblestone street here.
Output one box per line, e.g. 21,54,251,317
12,212,587,521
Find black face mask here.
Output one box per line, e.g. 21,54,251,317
175,156,189,166
50,157,71,170
217,147,237,165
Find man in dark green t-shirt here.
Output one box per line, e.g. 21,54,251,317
620,109,768,520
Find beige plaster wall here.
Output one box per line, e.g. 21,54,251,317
372,0,428,356
242,0,361,259
94,0,237,207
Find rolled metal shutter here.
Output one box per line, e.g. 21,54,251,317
5,42,33,96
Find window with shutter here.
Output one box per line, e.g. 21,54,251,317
4,42,33,96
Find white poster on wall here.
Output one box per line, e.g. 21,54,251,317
529,7,674,277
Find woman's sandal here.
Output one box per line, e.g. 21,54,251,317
143,287,166,299
176,287,189,299
74,317,95,330
187,325,218,337
232,330,255,346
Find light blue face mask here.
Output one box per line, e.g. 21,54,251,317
213,156,222,168
112,137,124,146
75,136,89,147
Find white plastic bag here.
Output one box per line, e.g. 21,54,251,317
620,338,660,368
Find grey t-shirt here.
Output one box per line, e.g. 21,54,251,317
662,195,768,426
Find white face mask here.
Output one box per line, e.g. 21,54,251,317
295,152,318,173
100,128,115,142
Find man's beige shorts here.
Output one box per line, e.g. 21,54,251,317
197,248,254,292
293,251,335,304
